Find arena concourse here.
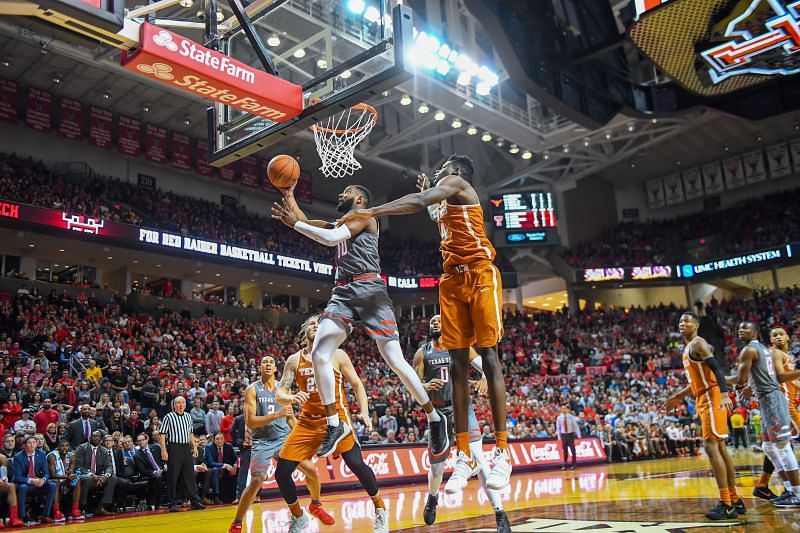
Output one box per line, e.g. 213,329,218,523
1,0,800,531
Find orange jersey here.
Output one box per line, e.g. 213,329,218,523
682,341,718,397
294,350,348,420
783,353,798,405
437,202,496,273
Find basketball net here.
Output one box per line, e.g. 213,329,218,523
311,103,377,179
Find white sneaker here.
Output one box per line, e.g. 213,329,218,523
486,448,512,490
373,507,389,533
444,451,481,494
288,510,309,533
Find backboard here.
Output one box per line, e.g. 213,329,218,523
208,0,414,167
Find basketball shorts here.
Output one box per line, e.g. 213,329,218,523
759,389,792,442
430,404,482,464
322,276,399,341
250,434,288,475
696,387,729,441
439,262,503,349
279,416,358,463
789,402,800,436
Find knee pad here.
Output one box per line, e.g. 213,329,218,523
776,440,799,472
275,459,297,485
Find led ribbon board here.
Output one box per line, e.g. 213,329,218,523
629,0,800,96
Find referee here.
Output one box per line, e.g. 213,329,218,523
160,396,206,512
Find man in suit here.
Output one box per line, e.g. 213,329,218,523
202,432,237,504
103,434,142,512
556,406,581,471
133,433,165,509
64,405,98,450
11,435,58,525
69,430,116,517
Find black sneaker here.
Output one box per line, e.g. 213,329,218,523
495,510,511,533
772,490,800,508
705,501,737,520
428,411,449,457
316,422,351,457
423,493,438,525
191,501,207,510
753,486,778,500
732,497,746,515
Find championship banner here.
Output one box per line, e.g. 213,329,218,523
296,170,313,204
240,156,259,188
24,88,52,132
663,173,684,205
645,177,665,209
219,161,237,182
701,160,724,195
57,97,83,140
117,114,141,157
766,142,791,178
681,167,703,200
171,132,191,171
145,124,168,164
742,149,767,184
257,438,607,492
0,79,19,123
723,155,745,189
195,138,217,177
88,106,113,149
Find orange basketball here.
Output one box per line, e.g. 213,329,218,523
267,154,300,189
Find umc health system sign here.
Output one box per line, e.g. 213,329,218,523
121,23,303,122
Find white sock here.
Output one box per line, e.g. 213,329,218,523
472,439,503,511
310,319,347,410
426,409,441,423
376,339,431,407
326,414,340,427
428,462,444,496
784,480,792,492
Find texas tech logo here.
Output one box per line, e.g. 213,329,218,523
701,0,800,84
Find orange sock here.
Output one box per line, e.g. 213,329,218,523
288,501,302,518
371,495,386,510
495,430,508,450
719,487,731,506
757,473,771,487
729,486,739,501
456,432,471,457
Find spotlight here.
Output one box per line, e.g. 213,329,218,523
183,117,191,126
604,131,612,140
0,58,10,68
496,139,505,148
399,94,411,106
543,151,550,160
627,121,635,132
293,48,306,58
562,144,570,153
434,110,446,121
102,90,111,100
583,138,590,147
364,6,381,22
456,72,471,86
418,102,429,114
142,103,151,112
348,0,366,14
521,150,533,160
179,0,193,7
340,69,352,79
316,59,327,69
451,118,462,129
509,144,520,154
267,35,280,47
216,10,224,21
475,81,491,96
651,117,658,124
52,72,63,84
466,125,478,135
481,132,492,142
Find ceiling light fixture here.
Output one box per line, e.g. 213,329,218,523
399,94,411,106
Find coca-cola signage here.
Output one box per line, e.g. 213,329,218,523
252,438,607,491
121,23,302,122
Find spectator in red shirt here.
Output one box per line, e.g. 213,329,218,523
33,399,59,435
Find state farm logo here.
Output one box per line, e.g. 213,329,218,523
136,62,174,80
152,30,178,51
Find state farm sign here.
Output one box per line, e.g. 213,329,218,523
121,23,302,122
254,438,607,492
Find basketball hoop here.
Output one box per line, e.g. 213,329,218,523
311,103,378,179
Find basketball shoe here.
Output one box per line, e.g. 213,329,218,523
288,510,310,533
423,493,438,525
309,502,335,525
486,448,512,490
317,422,351,457
374,507,389,533
444,451,481,494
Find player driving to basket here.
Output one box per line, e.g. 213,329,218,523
336,154,511,491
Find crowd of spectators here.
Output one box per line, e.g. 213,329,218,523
0,153,519,278
564,187,800,268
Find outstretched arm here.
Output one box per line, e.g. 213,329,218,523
281,186,330,228
272,198,372,246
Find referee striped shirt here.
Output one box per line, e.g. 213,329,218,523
161,411,194,444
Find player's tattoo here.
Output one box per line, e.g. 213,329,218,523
278,356,297,391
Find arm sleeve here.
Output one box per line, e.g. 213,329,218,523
294,221,352,247
705,357,729,392
470,355,484,376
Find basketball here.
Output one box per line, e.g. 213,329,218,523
267,154,300,189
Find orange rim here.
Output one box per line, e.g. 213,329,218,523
310,103,378,135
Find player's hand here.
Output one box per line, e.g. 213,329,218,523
358,411,373,432
417,173,431,192
720,395,733,412
293,391,310,405
336,209,373,227
278,181,296,197
161,450,168,462
281,405,294,418
470,377,488,396
664,395,681,410
271,199,299,228
737,386,753,402
424,378,444,392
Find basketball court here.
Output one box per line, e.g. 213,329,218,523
18,450,794,532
